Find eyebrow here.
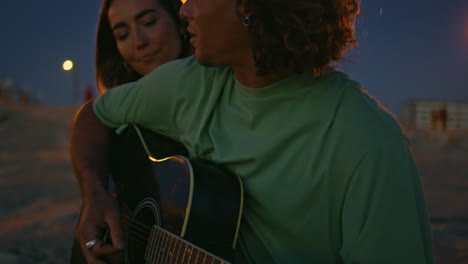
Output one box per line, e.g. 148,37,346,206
111,9,159,32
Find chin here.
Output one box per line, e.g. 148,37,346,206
195,55,214,67
140,65,158,75
195,51,226,68
133,67,150,75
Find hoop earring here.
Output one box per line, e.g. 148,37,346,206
243,16,251,27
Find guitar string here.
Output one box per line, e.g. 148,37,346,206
120,212,222,263
125,223,149,242
124,221,223,263
124,218,153,247
126,229,220,264
123,217,180,260
122,217,151,239
144,223,218,263
98,218,147,247
123,216,151,233
126,229,148,246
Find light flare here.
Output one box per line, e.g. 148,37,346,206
62,60,73,71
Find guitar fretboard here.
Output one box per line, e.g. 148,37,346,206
144,225,229,264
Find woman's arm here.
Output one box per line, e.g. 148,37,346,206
70,100,124,263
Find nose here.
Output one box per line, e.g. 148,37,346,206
179,1,190,21
133,27,148,50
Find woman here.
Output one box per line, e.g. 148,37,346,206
95,0,192,94
71,0,192,263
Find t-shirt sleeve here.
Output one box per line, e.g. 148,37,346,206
339,134,435,263
93,58,190,136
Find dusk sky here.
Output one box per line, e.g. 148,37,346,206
1,0,467,115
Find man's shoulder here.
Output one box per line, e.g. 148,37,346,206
327,71,406,146
156,56,230,78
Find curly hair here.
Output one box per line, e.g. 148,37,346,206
242,0,360,77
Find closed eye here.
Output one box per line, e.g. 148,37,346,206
117,31,129,41
143,18,156,27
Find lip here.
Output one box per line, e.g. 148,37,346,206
187,29,197,45
190,35,198,45
138,51,158,62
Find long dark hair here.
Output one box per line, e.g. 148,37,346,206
95,0,192,93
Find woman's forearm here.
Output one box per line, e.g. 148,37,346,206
70,100,113,202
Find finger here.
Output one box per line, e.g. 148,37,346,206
75,224,101,252
92,239,124,257
85,255,107,264
78,239,107,264
75,207,105,244
105,207,125,249
75,224,104,263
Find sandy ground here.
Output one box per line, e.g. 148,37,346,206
0,103,81,263
0,102,467,263
410,130,468,264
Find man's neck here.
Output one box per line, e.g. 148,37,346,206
231,59,295,89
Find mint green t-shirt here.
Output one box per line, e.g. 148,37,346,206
94,56,435,263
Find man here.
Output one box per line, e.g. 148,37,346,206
71,0,436,263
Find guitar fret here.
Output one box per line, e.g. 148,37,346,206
157,229,168,264
180,242,187,264
174,236,181,264
194,248,200,263
202,251,207,264
156,229,164,263
144,227,154,261
152,228,162,264
187,244,193,263
166,233,175,264
173,233,183,264
148,227,156,263
162,231,170,264
146,226,230,264
200,250,207,264
196,249,203,264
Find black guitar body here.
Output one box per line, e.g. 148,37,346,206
71,126,243,264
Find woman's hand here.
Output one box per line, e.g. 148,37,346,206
75,187,124,264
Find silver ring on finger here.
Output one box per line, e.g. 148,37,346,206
85,239,99,250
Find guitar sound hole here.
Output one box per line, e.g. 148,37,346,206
127,200,160,264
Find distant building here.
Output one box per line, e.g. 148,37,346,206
0,78,20,102
0,77,38,104
401,100,468,131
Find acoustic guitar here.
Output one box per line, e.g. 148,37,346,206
71,125,243,264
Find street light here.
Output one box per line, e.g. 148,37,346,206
62,59,80,105
63,60,73,71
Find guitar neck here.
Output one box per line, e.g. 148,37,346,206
145,226,230,264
